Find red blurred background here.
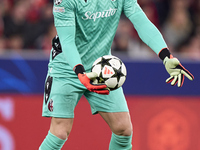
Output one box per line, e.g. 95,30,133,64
1,95,200,150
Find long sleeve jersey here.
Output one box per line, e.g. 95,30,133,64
48,0,167,77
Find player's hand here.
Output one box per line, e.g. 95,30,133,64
78,72,110,95
163,57,194,87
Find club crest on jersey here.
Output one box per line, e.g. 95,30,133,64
54,0,62,5
48,99,53,112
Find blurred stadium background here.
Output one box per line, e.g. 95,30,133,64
0,0,200,150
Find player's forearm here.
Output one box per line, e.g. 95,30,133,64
129,10,168,55
56,26,82,69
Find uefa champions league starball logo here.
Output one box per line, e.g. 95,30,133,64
54,0,62,5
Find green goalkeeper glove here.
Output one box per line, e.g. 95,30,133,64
159,49,194,87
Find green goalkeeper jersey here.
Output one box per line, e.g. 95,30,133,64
48,0,167,77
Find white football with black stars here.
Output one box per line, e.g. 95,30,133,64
91,55,127,91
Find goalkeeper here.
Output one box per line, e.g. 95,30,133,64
39,0,194,149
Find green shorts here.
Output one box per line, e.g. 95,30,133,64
42,75,129,118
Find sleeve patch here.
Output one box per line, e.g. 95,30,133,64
53,7,65,13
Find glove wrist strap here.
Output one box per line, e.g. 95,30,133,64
159,48,171,61
73,64,85,75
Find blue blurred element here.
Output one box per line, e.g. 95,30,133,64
0,56,199,95
123,61,199,95
0,56,48,94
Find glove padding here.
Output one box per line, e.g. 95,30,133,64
78,72,110,95
164,57,194,87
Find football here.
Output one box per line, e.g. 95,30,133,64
91,55,127,91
